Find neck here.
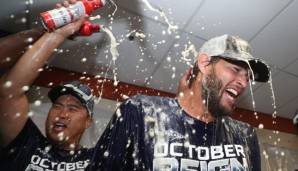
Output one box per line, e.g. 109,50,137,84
51,137,82,151
177,79,215,123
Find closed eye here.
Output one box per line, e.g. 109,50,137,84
67,105,82,112
52,103,63,109
231,66,241,73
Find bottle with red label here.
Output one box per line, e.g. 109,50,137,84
40,0,105,31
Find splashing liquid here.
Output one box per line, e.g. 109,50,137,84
246,61,279,148
245,60,278,130
89,15,101,21
126,30,146,40
101,27,120,86
86,24,120,104
248,75,257,118
268,71,277,116
242,60,258,118
141,0,178,34
268,71,279,146
94,61,113,104
180,43,198,67
109,0,118,16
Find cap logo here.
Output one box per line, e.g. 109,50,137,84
226,36,239,53
64,84,93,102
226,36,251,55
236,39,251,54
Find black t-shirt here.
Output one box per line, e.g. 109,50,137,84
92,95,261,171
0,119,94,171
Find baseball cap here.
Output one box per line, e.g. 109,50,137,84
48,80,94,116
199,34,270,82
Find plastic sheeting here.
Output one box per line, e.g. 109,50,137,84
260,143,298,171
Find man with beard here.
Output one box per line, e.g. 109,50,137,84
92,34,269,171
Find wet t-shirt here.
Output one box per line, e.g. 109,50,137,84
92,95,261,171
0,119,94,171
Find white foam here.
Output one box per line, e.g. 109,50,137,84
141,0,178,34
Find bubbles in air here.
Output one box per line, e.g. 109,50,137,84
4,81,12,88
25,0,34,5
116,108,121,117
104,151,109,157
262,150,269,159
4,57,11,62
21,17,27,23
34,100,42,106
81,58,87,63
69,150,75,155
70,143,75,149
26,37,33,43
28,111,34,117
57,132,64,141
15,112,21,117
258,124,264,129
22,85,29,91
45,146,51,153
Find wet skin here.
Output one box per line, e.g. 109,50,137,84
204,58,249,116
45,95,91,150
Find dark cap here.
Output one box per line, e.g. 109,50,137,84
199,34,270,82
48,80,94,116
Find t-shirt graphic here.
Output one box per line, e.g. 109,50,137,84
0,119,94,171
92,95,261,171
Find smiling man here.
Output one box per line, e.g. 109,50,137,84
0,1,99,170
93,34,269,171
46,81,94,150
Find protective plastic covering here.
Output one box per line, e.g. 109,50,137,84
260,143,298,171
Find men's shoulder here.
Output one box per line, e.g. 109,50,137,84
224,117,256,135
124,94,174,107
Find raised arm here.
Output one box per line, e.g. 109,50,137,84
0,28,44,69
0,13,85,147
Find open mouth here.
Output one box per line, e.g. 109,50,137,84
225,88,239,98
53,122,67,131
224,88,240,104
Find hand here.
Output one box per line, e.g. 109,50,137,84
177,68,192,95
52,0,86,38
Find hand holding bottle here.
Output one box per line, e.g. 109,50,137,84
41,0,105,31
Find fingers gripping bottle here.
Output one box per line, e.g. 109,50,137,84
40,0,105,31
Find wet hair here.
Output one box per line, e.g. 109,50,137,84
188,56,220,87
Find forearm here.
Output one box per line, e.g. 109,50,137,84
0,28,44,69
0,32,66,99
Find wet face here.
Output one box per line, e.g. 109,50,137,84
202,58,249,117
46,95,91,147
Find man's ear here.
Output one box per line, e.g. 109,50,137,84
85,117,92,129
196,53,211,74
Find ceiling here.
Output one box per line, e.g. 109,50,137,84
1,0,298,119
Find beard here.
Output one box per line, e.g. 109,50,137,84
201,70,232,117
